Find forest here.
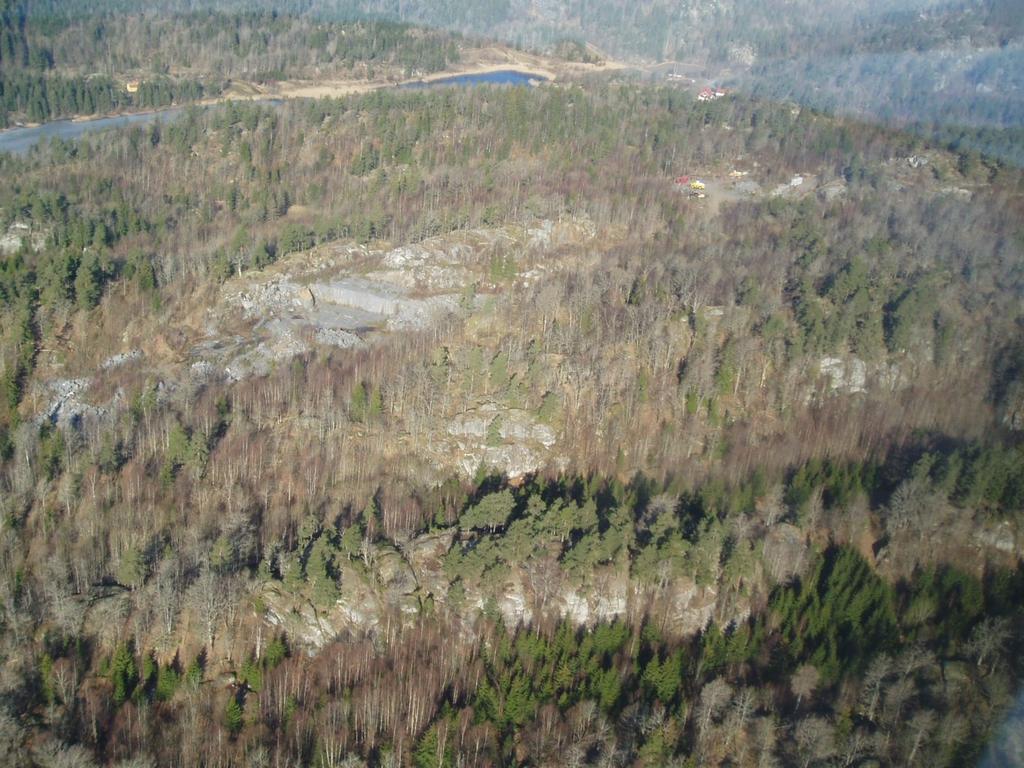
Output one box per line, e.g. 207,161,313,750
7,0,1023,166
0,2,1023,767
22,0,1024,62
0,1,466,126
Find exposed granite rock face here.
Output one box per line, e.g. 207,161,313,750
372,545,420,616
36,378,119,430
259,517,751,652
401,528,456,600
0,222,46,255
261,562,386,650
665,579,718,636
815,355,912,398
558,584,629,626
457,443,546,479
973,521,1019,557
101,349,143,370
205,218,598,386
475,572,633,630
253,499,1015,655
444,406,560,478
473,571,733,639
492,576,533,626
818,356,867,394
1000,381,1024,431
402,528,456,572
448,407,556,447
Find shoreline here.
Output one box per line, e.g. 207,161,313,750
0,53,624,137
0,68,542,136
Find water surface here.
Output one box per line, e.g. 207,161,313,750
0,70,546,155
402,69,546,89
0,108,190,155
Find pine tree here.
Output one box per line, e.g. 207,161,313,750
264,636,288,669
155,663,180,702
224,695,244,735
350,381,368,422
74,253,103,310
368,386,384,420
414,721,453,768
459,489,515,533
117,546,146,589
110,642,138,705
485,415,502,447
307,537,339,605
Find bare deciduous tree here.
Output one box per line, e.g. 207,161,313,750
794,716,835,768
790,664,820,712
186,565,229,649
965,617,1011,674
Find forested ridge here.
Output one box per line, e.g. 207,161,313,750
6,0,1024,169
0,2,466,127
0,5,1023,765
24,0,1024,61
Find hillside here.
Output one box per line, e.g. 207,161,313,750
0,3,1023,765
0,5,605,127
9,0,1023,163
0,75,1022,765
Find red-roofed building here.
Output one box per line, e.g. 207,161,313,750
697,86,727,102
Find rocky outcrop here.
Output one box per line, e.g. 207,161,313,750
261,563,387,650
36,378,118,429
401,528,456,599
817,355,907,396
664,578,718,636
100,350,144,370
204,220,596,385
457,443,545,479
372,545,419,615
444,405,559,478
258,522,742,651
973,521,1019,557
1000,381,1024,431
448,407,556,447
0,222,46,255
818,356,867,394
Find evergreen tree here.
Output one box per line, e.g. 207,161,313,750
351,382,368,422
306,537,339,605
109,642,138,705
117,546,146,589
224,695,244,735
459,489,515,533
73,253,103,311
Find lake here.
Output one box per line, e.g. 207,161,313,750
0,108,193,156
0,70,546,155
401,69,546,89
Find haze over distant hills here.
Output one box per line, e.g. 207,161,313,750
24,0,1024,162
29,0,1023,60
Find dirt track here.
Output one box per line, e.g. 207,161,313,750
215,46,630,104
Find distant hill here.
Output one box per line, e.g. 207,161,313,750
23,0,1024,164
27,0,1023,61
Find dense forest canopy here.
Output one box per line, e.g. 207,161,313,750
19,0,1024,61
0,1,1022,767
4,0,1022,163
0,3,469,126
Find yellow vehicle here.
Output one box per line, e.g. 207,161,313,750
689,180,706,191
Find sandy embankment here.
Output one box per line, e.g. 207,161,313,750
212,45,629,102
1,47,630,134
